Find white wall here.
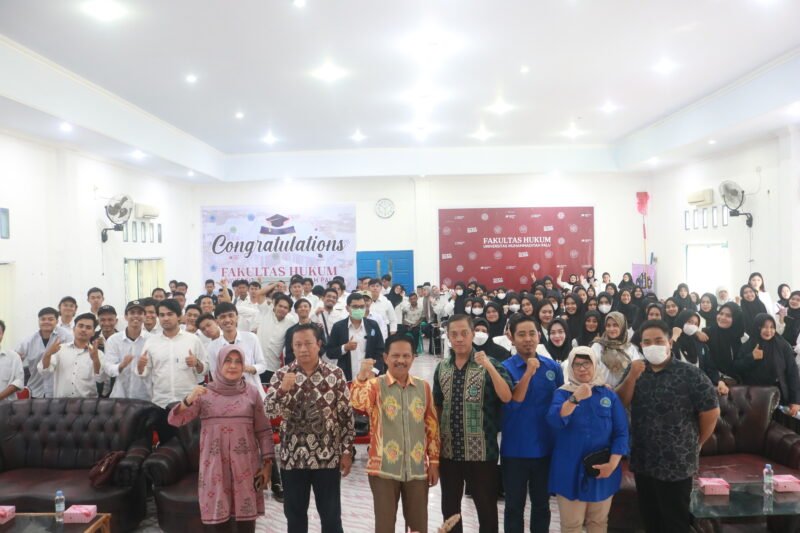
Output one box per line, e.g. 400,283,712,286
0,132,194,347
187,172,648,290
646,135,792,297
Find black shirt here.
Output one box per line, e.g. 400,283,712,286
626,357,719,481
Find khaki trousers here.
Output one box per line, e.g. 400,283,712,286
556,495,613,533
368,475,429,533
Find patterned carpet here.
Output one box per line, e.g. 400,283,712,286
134,354,562,532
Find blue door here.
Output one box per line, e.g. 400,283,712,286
357,250,414,292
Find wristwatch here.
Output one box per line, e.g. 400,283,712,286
568,394,580,405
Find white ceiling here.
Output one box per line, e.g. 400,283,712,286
1,0,799,156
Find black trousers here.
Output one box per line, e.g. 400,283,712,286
157,403,179,444
502,456,551,533
439,458,498,533
281,468,344,533
422,322,442,355
397,324,422,353
634,473,693,533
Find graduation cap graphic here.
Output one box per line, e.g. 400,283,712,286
260,213,296,235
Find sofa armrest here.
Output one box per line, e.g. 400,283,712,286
764,421,800,470
142,439,190,487
115,437,152,487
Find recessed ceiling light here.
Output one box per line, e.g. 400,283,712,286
647,157,660,167
59,122,73,133
652,57,679,76
400,23,462,67
708,139,717,145
185,74,198,84
520,65,530,75
80,0,127,22
131,150,146,160
311,60,348,83
560,122,586,140
235,112,244,120
486,97,513,115
293,0,306,7
187,170,195,177
262,131,278,145
350,129,366,143
470,124,494,142
787,101,800,117
599,101,619,114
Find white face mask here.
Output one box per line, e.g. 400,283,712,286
643,344,670,365
508,304,521,312
497,292,506,300
683,324,699,336
473,331,489,346
599,304,612,314
472,307,484,316
464,306,472,314
455,289,464,296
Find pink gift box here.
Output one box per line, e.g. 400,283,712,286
0,506,15,524
774,474,800,492
63,505,97,523
698,477,730,495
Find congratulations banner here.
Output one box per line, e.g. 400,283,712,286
201,205,356,287
439,207,594,290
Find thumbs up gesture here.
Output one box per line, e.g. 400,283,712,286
357,359,375,382
185,349,198,369
137,351,149,374
344,336,358,351
753,345,764,360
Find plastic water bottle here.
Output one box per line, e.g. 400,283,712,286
54,490,65,522
763,464,774,496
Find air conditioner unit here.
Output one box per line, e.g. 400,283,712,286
134,203,160,219
687,189,714,207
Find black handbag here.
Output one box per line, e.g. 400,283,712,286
582,448,610,478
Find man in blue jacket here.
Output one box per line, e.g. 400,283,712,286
501,314,564,533
326,292,385,381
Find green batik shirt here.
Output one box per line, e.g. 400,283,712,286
433,350,512,462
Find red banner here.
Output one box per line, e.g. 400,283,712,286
438,207,594,290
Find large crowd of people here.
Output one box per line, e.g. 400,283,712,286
0,267,799,533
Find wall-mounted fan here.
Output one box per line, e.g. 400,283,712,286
718,180,753,227
101,194,134,242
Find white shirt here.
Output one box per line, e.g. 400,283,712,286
0,347,24,401
104,329,152,401
206,331,268,398
369,295,398,334
136,331,209,408
367,311,389,341
145,324,163,336
15,328,74,398
57,319,75,330
313,307,349,339
37,342,104,398
233,298,259,333
345,318,368,380
256,302,297,372
591,342,643,388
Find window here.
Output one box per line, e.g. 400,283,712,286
124,258,166,301
0,263,13,340
685,243,730,297
0,208,8,239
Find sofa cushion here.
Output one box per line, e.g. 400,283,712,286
0,468,130,508
0,398,159,470
155,473,200,515
701,386,779,457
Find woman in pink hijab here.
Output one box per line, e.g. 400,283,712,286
169,345,275,532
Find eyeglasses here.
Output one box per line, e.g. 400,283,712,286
572,361,593,370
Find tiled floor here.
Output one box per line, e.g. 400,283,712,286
134,353,559,532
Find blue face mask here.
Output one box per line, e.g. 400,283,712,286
350,308,366,320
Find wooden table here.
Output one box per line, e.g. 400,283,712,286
0,513,111,533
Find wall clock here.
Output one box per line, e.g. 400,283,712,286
375,198,395,219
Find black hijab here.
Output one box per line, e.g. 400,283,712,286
663,297,683,329
386,284,404,308
605,283,620,309
484,301,506,338
452,282,468,315
738,313,788,388
562,293,584,340
618,289,640,329
673,283,694,311
577,310,603,347
472,318,511,361
705,302,744,380
782,291,800,346
777,284,791,308
698,292,719,326
545,317,572,362
739,284,768,335
619,273,636,291
673,310,704,365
